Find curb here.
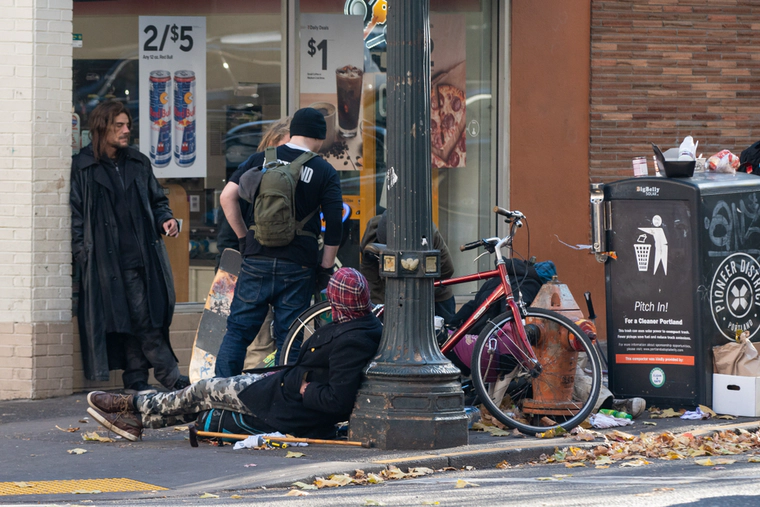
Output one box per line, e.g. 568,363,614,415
256,419,760,489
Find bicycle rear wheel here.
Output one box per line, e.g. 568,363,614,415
279,301,333,365
470,307,602,435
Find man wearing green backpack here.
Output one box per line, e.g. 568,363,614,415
216,108,344,375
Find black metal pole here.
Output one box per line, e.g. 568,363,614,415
349,0,468,450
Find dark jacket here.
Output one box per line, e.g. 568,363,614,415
70,145,177,381
360,214,455,304
449,259,543,335
238,313,383,438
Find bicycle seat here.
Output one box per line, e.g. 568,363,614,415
363,242,387,260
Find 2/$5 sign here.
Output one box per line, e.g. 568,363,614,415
710,252,760,341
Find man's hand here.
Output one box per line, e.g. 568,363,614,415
300,379,310,397
163,219,179,237
316,265,336,292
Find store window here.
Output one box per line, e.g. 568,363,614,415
299,0,495,296
72,0,284,303
71,0,496,304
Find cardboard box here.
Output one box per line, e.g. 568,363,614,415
712,373,760,417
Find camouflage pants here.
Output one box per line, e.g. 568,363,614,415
135,374,266,429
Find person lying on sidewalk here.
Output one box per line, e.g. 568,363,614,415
85,268,382,442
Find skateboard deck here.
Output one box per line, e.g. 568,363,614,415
189,249,242,383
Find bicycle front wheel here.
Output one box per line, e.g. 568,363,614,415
279,301,333,365
470,307,602,435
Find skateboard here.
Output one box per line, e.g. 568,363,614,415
188,248,242,383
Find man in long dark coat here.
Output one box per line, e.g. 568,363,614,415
70,100,188,394
83,268,382,441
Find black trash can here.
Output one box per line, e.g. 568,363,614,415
602,172,760,407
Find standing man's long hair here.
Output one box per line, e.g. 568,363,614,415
88,101,132,161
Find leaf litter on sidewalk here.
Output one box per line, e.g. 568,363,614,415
541,427,760,468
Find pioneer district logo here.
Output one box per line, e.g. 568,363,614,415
710,252,760,341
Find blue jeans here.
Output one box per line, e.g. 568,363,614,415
215,257,314,377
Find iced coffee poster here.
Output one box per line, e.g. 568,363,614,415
430,14,466,170
138,16,207,178
299,14,365,171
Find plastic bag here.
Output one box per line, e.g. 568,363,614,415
707,150,740,174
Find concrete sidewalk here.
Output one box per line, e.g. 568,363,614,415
1,393,758,503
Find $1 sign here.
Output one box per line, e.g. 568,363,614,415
307,38,328,71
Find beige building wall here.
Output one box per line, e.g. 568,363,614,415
0,0,74,400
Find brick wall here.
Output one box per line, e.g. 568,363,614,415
0,0,73,400
590,0,760,182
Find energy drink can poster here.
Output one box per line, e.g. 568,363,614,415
139,16,206,178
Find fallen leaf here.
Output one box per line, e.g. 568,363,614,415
286,490,309,497
285,451,305,458
173,426,189,432
536,477,559,481
717,415,737,420
643,421,657,426
620,459,650,467
367,474,384,484
496,460,511,469
553,474,572,478
695,458,714,466
56,425,80,433
363,500,386,506
454,479,479,488
748,456,760,463
13,482,34,488
82,432,114,443
408,467,435,476
594,456,613,466
67,448,87,455
565,462,586,468
421,502,440,505
650,408,684,418
611,430,636,441
714,458,736,465
291,482,318,490
199,492,219,498
698,405,717,417
230,495,243,499
382,466,408,480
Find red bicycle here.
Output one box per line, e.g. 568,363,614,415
281,207,602,435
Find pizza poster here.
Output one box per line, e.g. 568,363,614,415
138,16,207,178
299,14,365,171
430,14,467,169
606,199,697,400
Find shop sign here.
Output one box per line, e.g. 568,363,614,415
138,16,207,178
299,13,364,170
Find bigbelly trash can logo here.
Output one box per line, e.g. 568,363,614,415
710,252,760,341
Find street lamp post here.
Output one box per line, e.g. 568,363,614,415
349,0,468,450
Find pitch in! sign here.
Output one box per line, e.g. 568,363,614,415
710,252,760,341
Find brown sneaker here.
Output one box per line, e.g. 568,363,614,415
87,391,135,414
87,407,143,442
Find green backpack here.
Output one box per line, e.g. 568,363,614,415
247,146,319,247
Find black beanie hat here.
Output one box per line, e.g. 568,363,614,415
290,107,327,140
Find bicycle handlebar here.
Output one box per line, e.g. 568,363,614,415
460,240,483,252
493,206,525,220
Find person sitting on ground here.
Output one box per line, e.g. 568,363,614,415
85,268,382,441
